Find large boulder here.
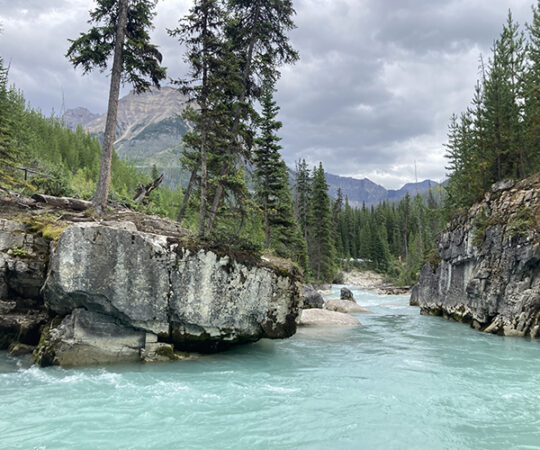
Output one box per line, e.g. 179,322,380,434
324,299,371,314
298,308,361,326
301,285,325,309
39,224,302,365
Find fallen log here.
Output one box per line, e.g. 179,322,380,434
1,195,38,208
31,194,92,211
133,174,164,204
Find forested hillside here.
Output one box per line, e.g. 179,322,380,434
0,57,181,219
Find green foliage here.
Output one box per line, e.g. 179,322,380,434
66,0,166,93
333,192,444,285
253,80,303,262
446,8,540,210
9,247,28,257
306,164,337,282
472,209,490,247
506,207,535,237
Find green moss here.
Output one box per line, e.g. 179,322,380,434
156,345,176,360
9,246,28,257
22,214,68,242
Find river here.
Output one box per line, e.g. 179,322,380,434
1,285,539,449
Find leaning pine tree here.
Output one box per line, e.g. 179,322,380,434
205,0,300,233
66,0,166,214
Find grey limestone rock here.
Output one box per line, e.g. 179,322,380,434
39,224,302,364
35,308,145,367
414,174,540,338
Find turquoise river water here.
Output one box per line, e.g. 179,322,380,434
1,286,539,449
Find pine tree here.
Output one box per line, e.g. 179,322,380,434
253,79,299,257
205,0,299,232
169,0,228,236
66,0,166,214
308,163,336,282
294,159,312,243
0,56,16,187
525,1,540,173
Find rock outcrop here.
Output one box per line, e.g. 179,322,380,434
36,223,301,365
413,174,540,338
0,207,302,366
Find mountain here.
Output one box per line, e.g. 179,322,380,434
64,87,191,187
324,173,439,206
387,179,439,201
66,88,440,204
62,107,100,129
325,173,387,205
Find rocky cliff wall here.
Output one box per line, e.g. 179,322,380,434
412,174,540,338
0,211,302,366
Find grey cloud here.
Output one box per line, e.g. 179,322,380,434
0,0,535,189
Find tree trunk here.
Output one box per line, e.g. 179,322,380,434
93,0,128,216
177,166,197,223
264,198,270,249
32,194,92,211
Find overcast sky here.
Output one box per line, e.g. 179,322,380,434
0,0,534,188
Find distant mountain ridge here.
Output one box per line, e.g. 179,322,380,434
325,173,438,206
65,88,440,204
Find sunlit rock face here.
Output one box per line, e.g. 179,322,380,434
414,173,540,338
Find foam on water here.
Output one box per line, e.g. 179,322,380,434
1,286,539,449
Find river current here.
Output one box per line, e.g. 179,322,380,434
1,286,539,449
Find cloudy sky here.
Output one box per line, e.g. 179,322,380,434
0,0,534,188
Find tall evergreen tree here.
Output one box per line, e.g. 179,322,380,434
294,159,312,244
253,79,298,256
525,1,540,172
205,0,299,233
0,56,16,188
169,0,231,236
308,163,336,282
66,0,166,214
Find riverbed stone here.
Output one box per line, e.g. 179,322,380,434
340,287,356,302
324,299,371,314
298,308,361,326
301,285,325,309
